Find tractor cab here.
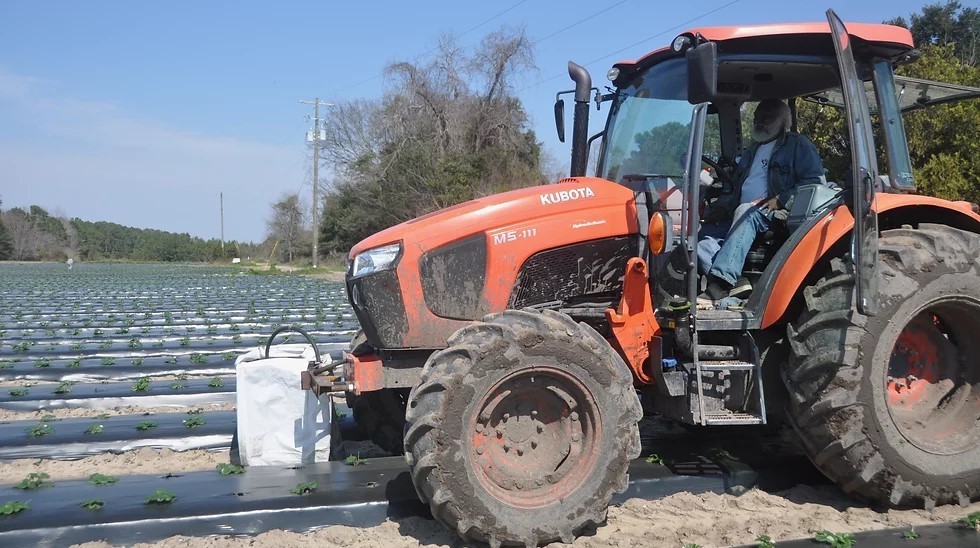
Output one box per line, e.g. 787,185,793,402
587,18,922,319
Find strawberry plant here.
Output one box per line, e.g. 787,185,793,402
53,381,73,394
291,481,317,495
145,488,176,504
79,499,104,510
208,377,223,388
132,377,151,392
183,416,206,428
15,472,53,489
26,423,53,437
89,473,118,485
85,424,104,435
0,501,28,515
217,463,245,475
136,420,158,431
814,531,855,548
9,388,29,397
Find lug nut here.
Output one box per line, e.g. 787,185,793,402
475,423,483,433
503,413,510,422
536,425,543,433
476,446,484,455
570,412,579,421
531,410,538,417
531,441,537,449
496,429,503,438
536,478,544,486
517,448,524,456
571,433,581,442
503,442,511,452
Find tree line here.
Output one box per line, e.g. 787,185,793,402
0,198,264,263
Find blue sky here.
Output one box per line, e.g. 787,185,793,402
0,0,930,243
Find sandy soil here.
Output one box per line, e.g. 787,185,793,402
0,402,237,421
1,447,232,483
68,485,980,548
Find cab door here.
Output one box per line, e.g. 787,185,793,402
828,9,879,315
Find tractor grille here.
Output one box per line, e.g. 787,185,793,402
510,237,632,309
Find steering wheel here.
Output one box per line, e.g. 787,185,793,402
701,155,735,195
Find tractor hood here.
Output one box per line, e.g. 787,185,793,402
345,176,640,349
349,177,638,259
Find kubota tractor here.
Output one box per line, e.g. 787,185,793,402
303,9,980,547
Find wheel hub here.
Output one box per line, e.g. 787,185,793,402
469,366,599,508
885,301,980,455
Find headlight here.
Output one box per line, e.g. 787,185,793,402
351,243,402,278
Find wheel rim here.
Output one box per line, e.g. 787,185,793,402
886,299,980,455
468,365,601,509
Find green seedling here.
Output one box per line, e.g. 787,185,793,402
33,358,51,368
221,351,236,361
136,420,158,431
183,416,205,428
344,454,367,466
814,531,855,548
127,338,141,348
187,407,204,415
217,463,245,475
756,534,775,548
39,414,58,422
115,327,129,334
189,353,208,364
96,412,110,419
208,377,223,388
132,377,151,392
902,527,919,540
27,423,53,437
101,357,115,366
131,358,143,366
85,424,104,435
79,499,104,510
958,511,980,529
15,472,53,490
290,480,317,495
88,473,118,485
179,337,190,347
9,388,29,397
12,342,30,352
645,453,664,465
0,501,28,515
232,334,242,343
170,382,187,390
98,341,111,349
145,488,176,504
67,358,82,368
53,381,73,394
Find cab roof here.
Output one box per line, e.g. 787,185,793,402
614,22,915,76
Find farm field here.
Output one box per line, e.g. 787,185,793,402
0,262,977,547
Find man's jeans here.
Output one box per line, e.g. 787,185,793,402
698,203,772,286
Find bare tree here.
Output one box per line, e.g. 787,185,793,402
266,194,307,263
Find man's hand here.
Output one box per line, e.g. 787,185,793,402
761,197,781,211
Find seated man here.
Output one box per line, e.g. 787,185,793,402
697,98,824,307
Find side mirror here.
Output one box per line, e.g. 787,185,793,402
554,98,566,143
687,42,718,104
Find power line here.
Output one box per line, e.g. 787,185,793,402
299,98,333,269
531,0,629,45
520,0,743,91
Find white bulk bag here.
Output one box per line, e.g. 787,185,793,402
235,344,333,466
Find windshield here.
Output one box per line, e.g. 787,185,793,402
599,57,696,182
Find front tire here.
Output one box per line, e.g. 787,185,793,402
785,224,980,508
404,309,641,547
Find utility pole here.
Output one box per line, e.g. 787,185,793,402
219,192,225,252
300,98,333,269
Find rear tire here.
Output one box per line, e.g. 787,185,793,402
785,224,980,508
404,309,641,547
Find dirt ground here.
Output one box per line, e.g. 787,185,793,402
68,484,980,548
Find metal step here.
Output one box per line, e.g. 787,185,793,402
698,360,755,372
703,411,765,426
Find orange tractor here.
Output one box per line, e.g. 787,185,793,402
304,9,980,547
